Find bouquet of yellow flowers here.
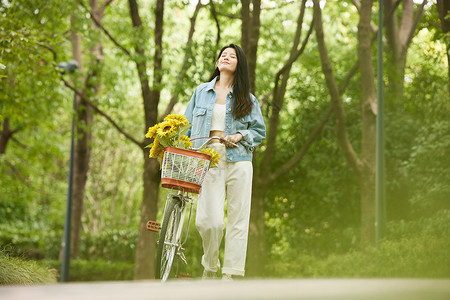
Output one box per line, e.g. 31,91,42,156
145,114,220,167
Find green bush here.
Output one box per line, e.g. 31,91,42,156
0,225,46,260
0,251,57,285
0,226,137,262
79,230,137,262
310,233,450,278
45,259,134,281
267,210,450,278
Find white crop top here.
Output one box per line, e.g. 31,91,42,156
210,103,226,131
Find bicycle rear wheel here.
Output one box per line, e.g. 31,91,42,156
156,196,183,281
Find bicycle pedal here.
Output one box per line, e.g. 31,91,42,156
146,220,161,232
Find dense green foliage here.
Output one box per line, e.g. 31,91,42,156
268,210,450,278
1,0,448,282
44,259,134,281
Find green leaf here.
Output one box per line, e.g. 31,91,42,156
178,124,192,136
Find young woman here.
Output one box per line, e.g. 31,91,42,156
184,44,266,280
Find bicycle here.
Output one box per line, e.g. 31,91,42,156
146,136,237,282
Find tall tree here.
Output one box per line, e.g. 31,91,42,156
69,13,89,259
126,0,164,279
313,0,377,245
69,0,112,258
246,0,362,275
131,0,202,280
248,0,320,275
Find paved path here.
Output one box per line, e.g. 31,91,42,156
1,279,449,300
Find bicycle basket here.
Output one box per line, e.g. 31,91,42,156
161,147,212,194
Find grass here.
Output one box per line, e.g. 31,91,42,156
0,251,57,285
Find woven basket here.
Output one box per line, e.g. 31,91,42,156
161,147,211,194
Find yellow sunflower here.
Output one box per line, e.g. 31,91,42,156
145,124,159,139
164,114,189,126
157,150,164,163
201,148,220,168
157,120,177,137
149,136,162,158
180,135,192,148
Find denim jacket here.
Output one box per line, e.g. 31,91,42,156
184,77,266,162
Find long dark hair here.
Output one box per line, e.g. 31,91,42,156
208,44,253,119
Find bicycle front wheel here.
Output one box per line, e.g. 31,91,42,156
156,196,183,281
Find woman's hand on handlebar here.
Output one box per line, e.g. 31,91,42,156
221,133,242,148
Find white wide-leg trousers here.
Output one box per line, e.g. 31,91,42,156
195,143,253,276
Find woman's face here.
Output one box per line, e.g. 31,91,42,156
217,47,238,74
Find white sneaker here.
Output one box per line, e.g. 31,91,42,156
202,270,217,279
222,273,233,281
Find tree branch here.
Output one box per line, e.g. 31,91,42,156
405,0,427,50
313,0,362,175
215,11,240,20
5,161,30,187
37,43,58,61
0,117,20,154
11,135,27,149
272,6,313,115
60,77,142,148
274,12,314,99
260,0,308,176
77,0,132,57
271,0,308,114
270,47,361,183
209,0,221,46
161,1,203,121
270,104,333,182
101,0,115,12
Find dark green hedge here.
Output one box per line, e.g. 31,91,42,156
45,259,134,281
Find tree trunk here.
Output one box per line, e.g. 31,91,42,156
70,0,107,258
247,1,312,276
240,0,260,94
247,177,269,277
240,0,263,276
69,13,90,259
134,153,160,279
241,0,250,56
384,0,427,102
313,0,378,246
358,0,377,246
248,0,260,94
130,0,164,279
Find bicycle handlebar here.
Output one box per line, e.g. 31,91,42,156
191,136,238,151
